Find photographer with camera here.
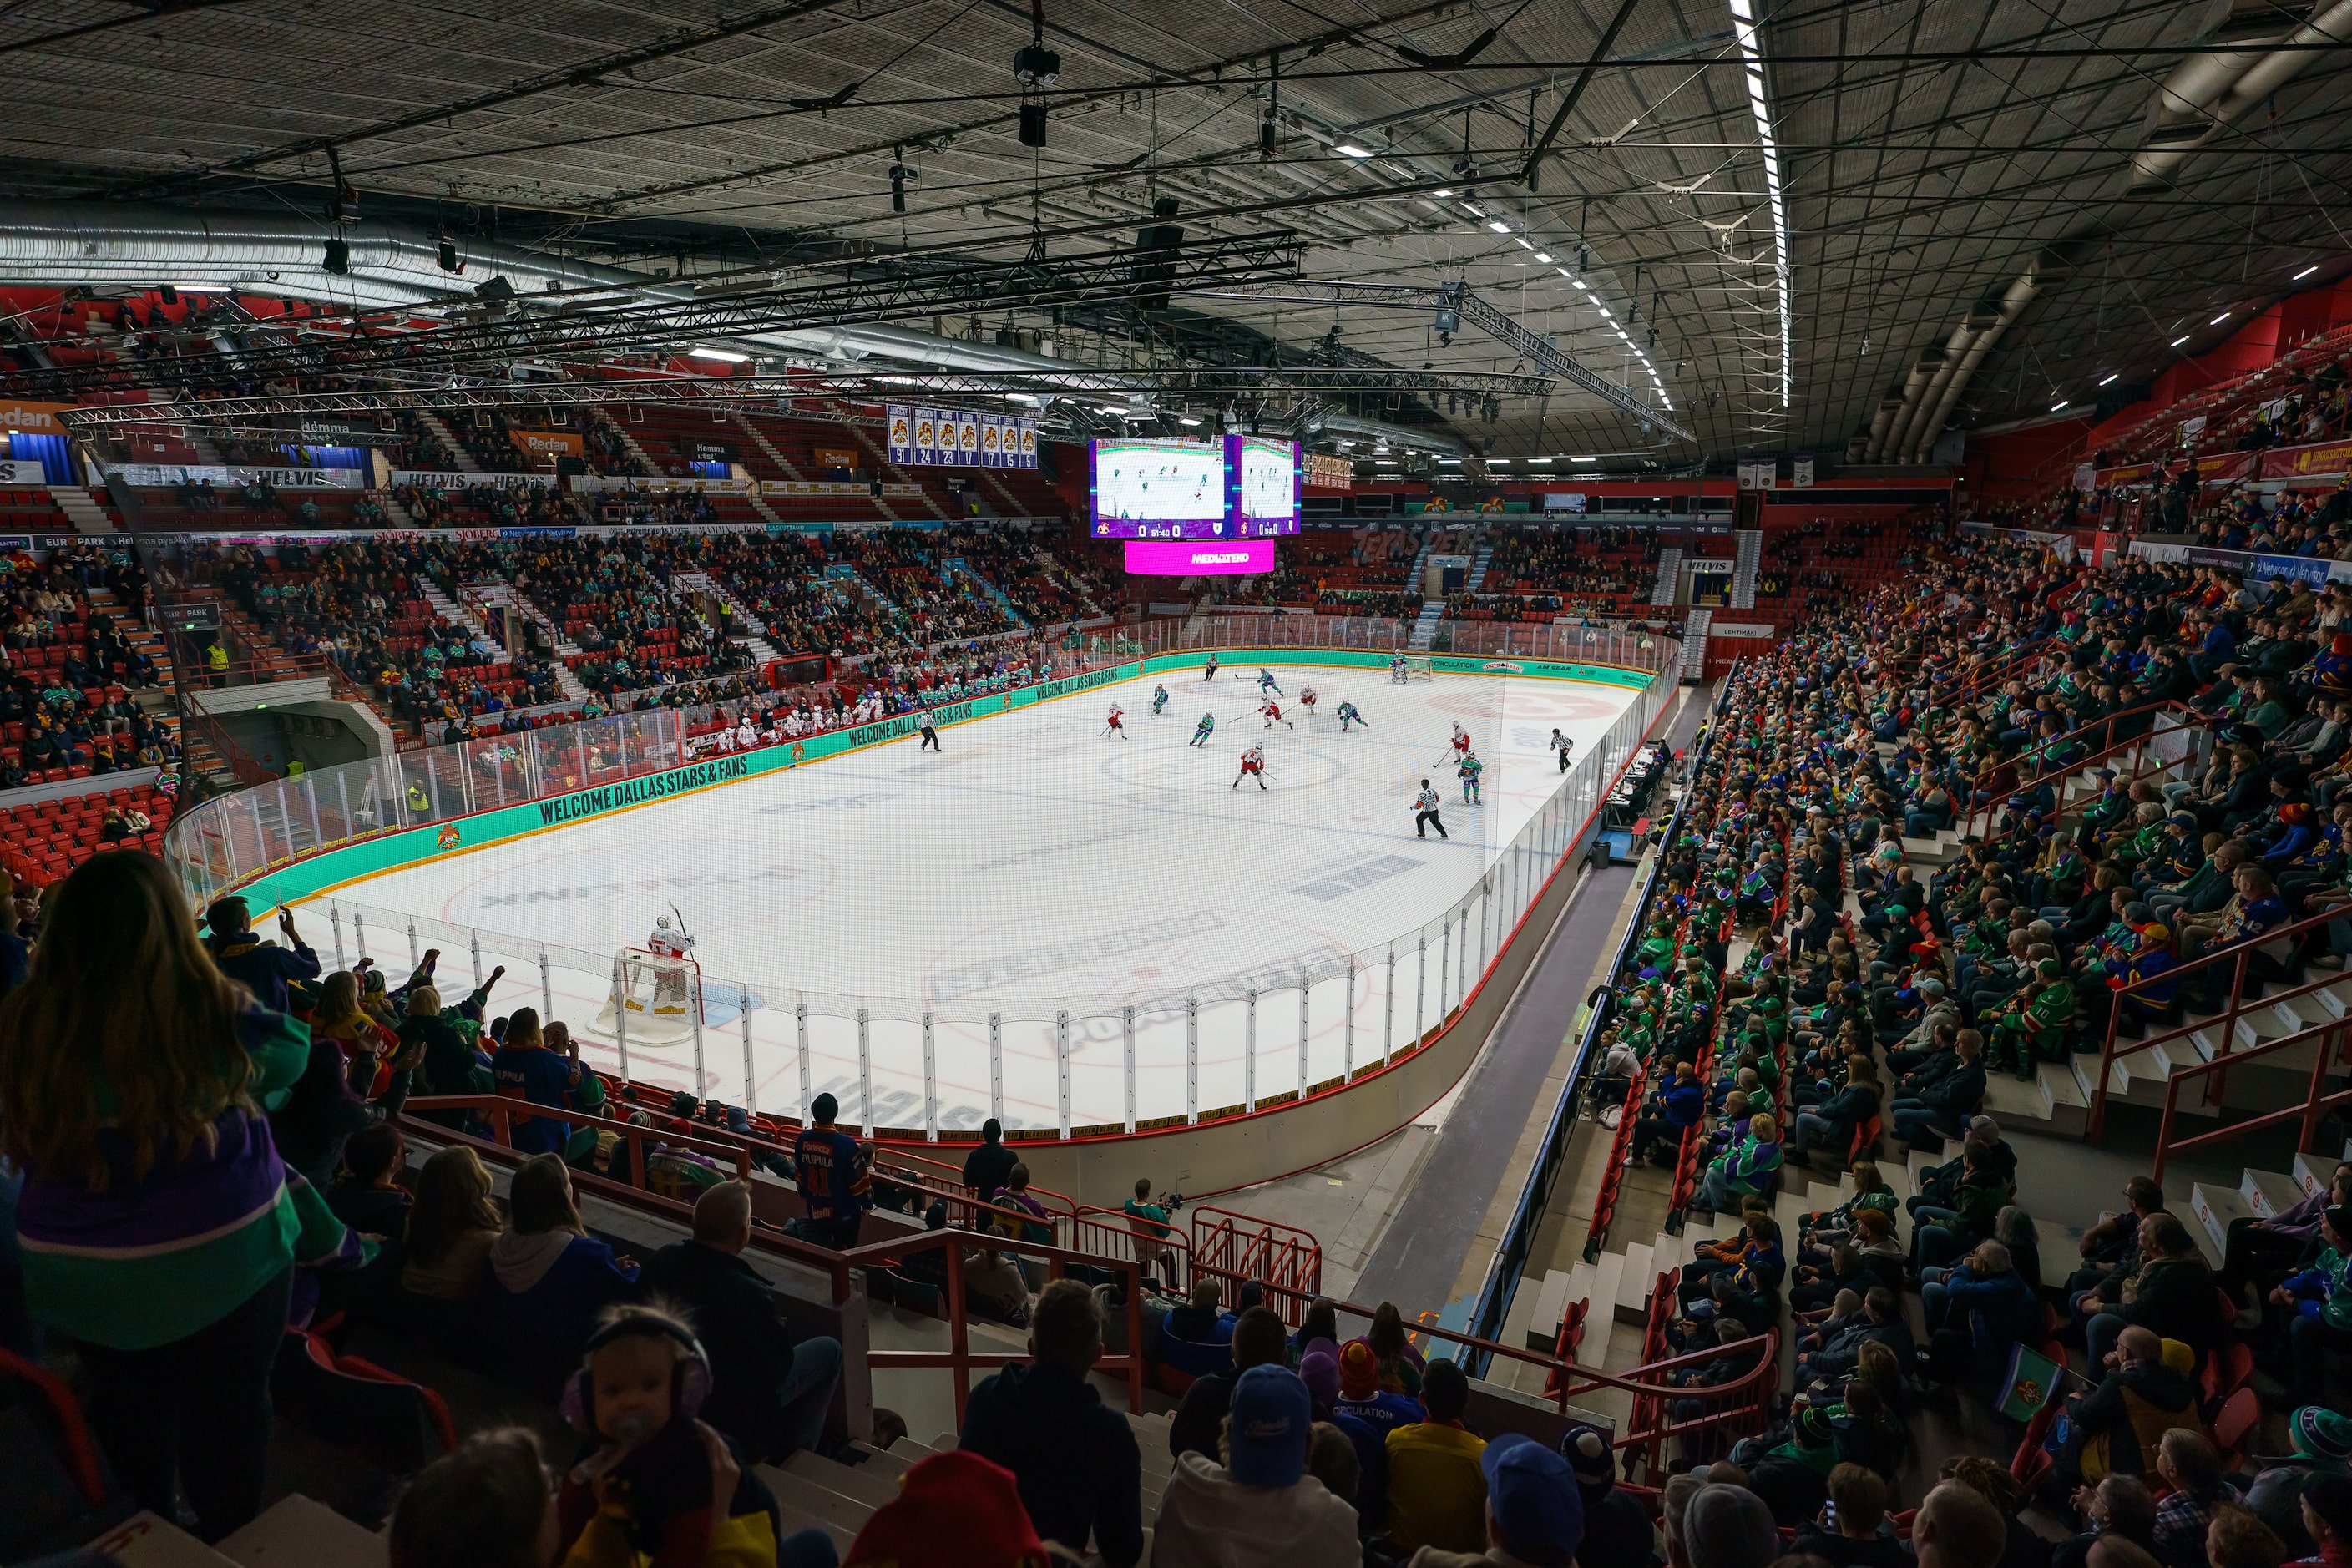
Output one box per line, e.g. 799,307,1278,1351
1123,1178,1181,1291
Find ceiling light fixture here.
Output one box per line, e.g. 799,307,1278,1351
1460,201,1486,216
1535,252,1553,263
2097,373,2117,386
2171,335,2190,347
1487,220,1513,234
2210,312,2231,325
688,346,748,362
1434,188,1454,197
2051,401,2068,412
1726,0,1792,408
2296,266,2320,281
1176,416,1203,426
1571,455,1599,463
1334,143,1373,158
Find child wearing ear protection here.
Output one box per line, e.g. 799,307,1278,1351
554,1302,787,1568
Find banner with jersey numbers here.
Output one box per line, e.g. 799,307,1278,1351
887,403,1039,469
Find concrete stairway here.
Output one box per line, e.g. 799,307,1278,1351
675,569,782,669
732,413,808,480
463,580,594,705
51,485,119,534
417,576,506,663
944,555,1029,628
593,407,660,476
1465,544,1495,592
1650,548,1682,606
2189,1151,2336,1261
415,412,483,473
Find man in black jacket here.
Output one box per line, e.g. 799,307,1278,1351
640,1181,844,1462
960,1278,1145,1567
961,1117,1019,1206
202,896,321,1011
1892,1029,1986,1147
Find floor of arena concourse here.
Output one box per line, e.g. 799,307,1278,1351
297,663,1642,1130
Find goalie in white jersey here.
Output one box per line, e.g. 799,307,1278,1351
645,914,697,1009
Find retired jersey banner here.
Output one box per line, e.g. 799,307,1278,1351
888,403,1037,470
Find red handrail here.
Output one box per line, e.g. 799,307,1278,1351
2090,899,2352,1141
2151,1008,2352,1184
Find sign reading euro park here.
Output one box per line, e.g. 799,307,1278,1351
886,404,1039,469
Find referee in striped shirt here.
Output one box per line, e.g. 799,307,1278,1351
1414,779,1448,839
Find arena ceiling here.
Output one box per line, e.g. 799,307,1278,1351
1,0,2348,467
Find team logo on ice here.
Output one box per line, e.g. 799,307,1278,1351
436,823,462,850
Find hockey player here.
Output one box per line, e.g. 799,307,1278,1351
1391,653,1409,684
1550,729,1575,772
1103,703,1130,741
1257,669,1283,699
648,913,695,961
1336,699,1368,731
1450,721,1473,760
1151,683,1171,716
645,913,697,1011
1298,685,1318,712
1203,651,1221,682
1259,699,1294,731
1457,750,1484,805
1190,711,1216,747
736,716,757,751
1233,743,1269,790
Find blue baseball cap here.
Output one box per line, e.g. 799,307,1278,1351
1226,1365,1311,1486
1482,1433,1584,1562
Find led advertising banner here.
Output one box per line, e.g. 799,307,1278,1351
1227,434,1302,537
1089,438,1230,539
1123,538,1277,574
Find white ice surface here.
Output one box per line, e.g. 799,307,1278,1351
296,664,1639,1132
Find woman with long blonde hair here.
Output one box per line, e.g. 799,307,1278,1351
0,852,311,1540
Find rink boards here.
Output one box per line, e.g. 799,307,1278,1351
228,647,1666,1166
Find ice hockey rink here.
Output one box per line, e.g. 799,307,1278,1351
291,661,1652,1134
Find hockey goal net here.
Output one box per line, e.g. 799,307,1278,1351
594,947,704,1046
1400,655,1435,680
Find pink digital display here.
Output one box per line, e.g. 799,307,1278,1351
1123,539,1277,575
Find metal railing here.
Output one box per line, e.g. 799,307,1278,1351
2092,900,2352,1142
1462,669,1732,1371
164,625,1682,1143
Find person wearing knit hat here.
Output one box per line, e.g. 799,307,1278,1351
844,1449,1055,1568
1303,1345,1391,1532
1152,1365,1361,1568
2297,1407,2352,1464
1682,1480,1779,1568
1334,1339,1421,1442
2245,1408,2352,1555
1559,1424,1657,1568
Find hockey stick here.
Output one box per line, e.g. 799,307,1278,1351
669,901,691,941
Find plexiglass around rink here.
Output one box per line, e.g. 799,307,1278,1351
165,623,1679,1142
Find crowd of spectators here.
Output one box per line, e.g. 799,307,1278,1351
31,511,2352,1568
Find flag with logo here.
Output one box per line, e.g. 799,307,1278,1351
1997,1341,2064,1424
